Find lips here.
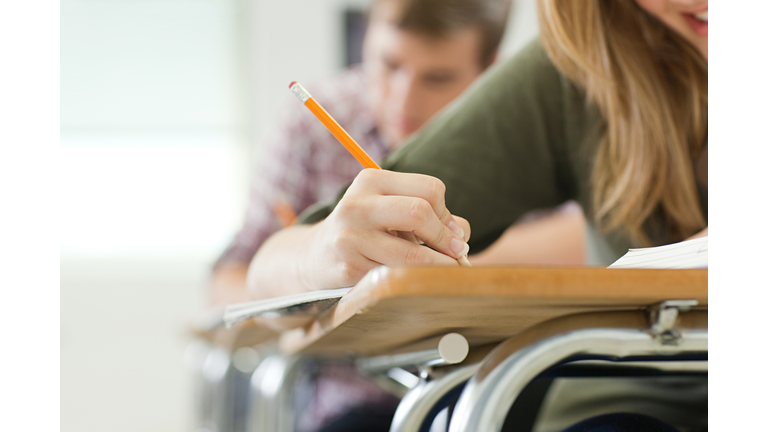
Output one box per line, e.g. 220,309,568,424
682,9,708,36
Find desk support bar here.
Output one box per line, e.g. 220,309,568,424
357,333,469,374
448,310,707,432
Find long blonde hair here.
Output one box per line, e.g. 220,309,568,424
537,0,708,245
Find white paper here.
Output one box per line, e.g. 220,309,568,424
223,287,352,329
608,236,708,269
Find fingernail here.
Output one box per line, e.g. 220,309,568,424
450,238,470,257
447,220,464,238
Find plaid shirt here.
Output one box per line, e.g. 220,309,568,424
216,66,388,268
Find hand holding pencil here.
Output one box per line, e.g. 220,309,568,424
288,81,472,268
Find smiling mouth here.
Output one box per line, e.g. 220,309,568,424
682,9,708,36
691,11,708,23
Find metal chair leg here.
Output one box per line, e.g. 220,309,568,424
448,309,707,432
389,364,479,432
248,353,305,432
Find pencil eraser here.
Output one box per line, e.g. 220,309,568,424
289,81,297,89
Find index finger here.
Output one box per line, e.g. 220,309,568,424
352,169,464,237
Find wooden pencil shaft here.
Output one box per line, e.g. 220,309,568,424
304,98,381,170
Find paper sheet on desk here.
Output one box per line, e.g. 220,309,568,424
223,287,352,331
608,236,708,269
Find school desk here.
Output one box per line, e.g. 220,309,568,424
197,266,707,432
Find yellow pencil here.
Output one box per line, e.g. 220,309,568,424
289,81,380,169
288,81,471,266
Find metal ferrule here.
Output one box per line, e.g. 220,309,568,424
289,82,311,104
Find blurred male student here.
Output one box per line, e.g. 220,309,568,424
212,0,584,307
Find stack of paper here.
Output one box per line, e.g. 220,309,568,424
223,287,352,329
608,236,708,269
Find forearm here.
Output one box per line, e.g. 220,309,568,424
246,224,320,300
470,207,586,266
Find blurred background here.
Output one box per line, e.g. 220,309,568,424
60,0,539,430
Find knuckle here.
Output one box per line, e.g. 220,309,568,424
407,198,431,225
335,196,361,219
403,246,427,266
428,177,446,201
348,173,366,193
354,168,377,186
329,225,355,250
336,261,365,284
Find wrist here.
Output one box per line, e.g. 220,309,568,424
293,222,321,292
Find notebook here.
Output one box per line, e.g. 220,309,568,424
608,236,708,269
223,287,352,330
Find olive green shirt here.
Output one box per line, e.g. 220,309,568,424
301,39,706,265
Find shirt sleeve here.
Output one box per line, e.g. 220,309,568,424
214,99,316,268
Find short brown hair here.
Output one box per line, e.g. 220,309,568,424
371,0,512,67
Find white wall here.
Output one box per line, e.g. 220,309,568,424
61,0,243,130
61,257,209,432
60,1,246,431
60,0,249,258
